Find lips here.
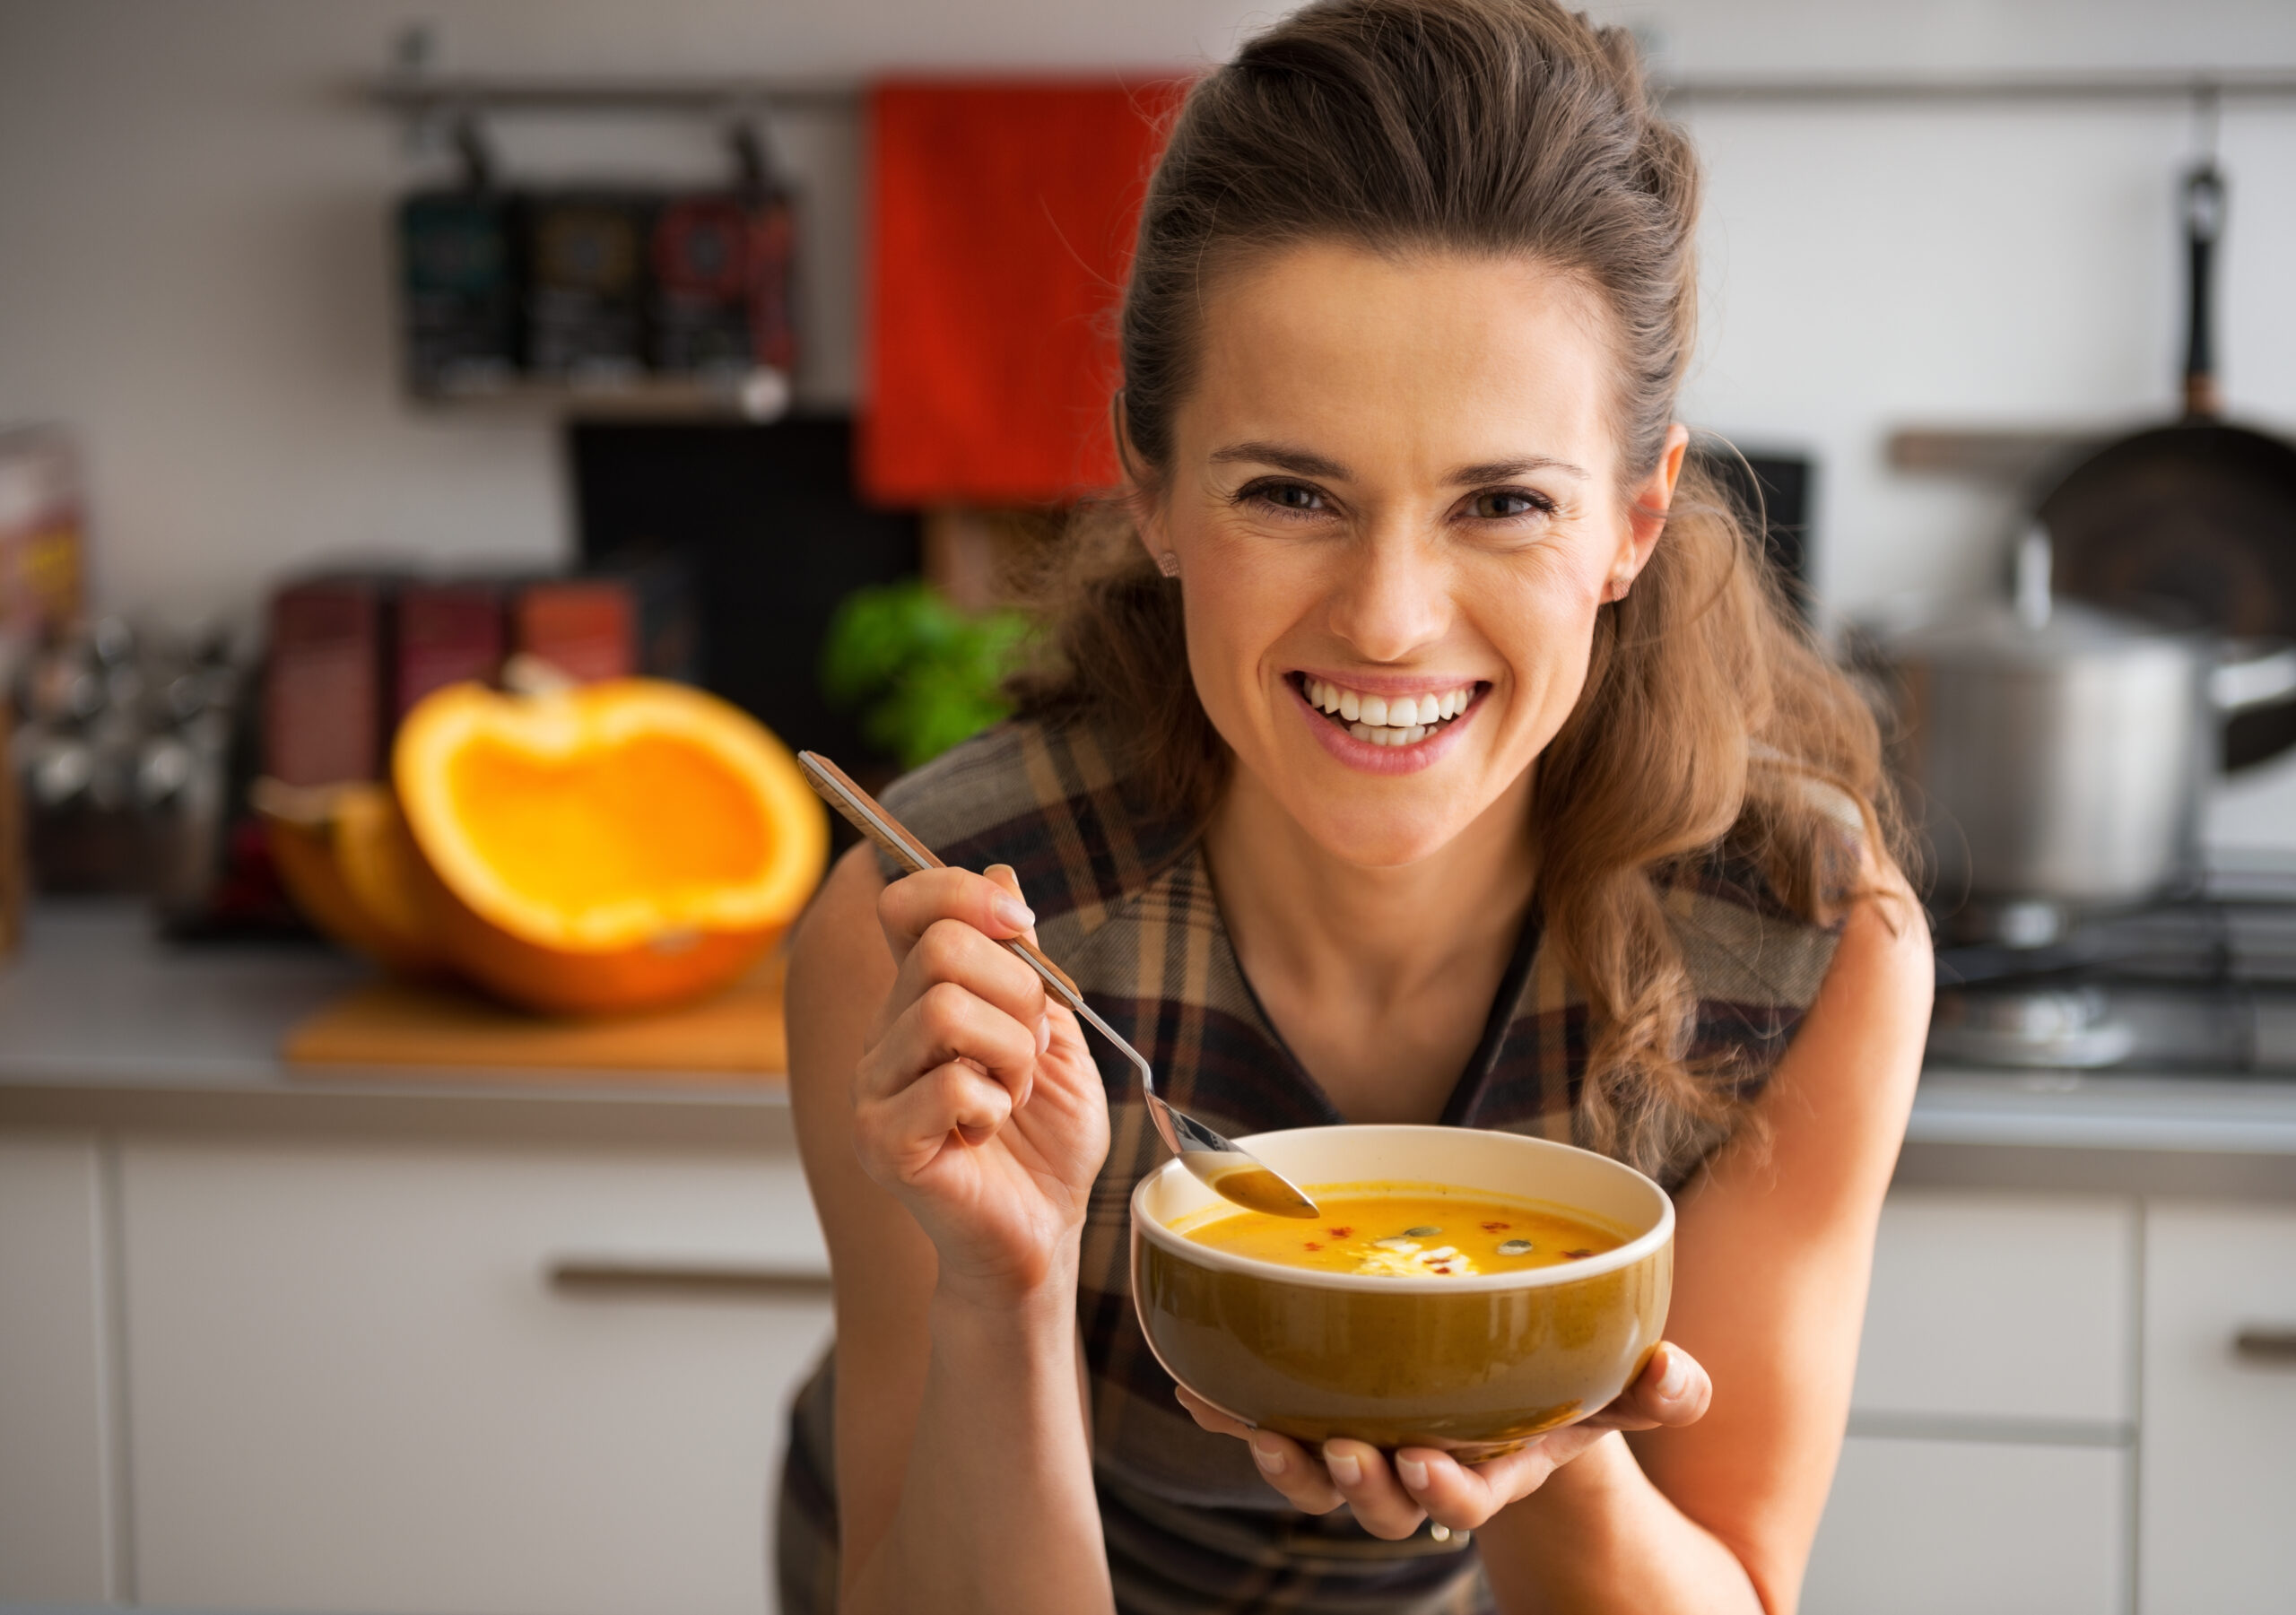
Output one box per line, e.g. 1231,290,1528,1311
1288,673,1487,774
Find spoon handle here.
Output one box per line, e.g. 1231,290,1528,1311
796,751,1083,1003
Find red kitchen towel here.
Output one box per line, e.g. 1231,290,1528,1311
861,79,1187,507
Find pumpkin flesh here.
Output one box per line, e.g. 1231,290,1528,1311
396,680,827,1013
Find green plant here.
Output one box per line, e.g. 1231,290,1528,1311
820,579,1031,769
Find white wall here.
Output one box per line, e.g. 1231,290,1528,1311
4,0,2296,834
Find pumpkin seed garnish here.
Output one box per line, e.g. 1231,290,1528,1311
1496,1239,1535,1256
1402,1226,1442,1237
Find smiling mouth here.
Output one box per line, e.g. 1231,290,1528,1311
1292,674,1484,749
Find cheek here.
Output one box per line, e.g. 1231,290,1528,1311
1475,559,1605,709
1176,527,1325,697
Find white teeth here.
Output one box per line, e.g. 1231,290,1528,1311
1310,678,1477,744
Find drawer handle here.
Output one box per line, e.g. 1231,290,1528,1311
547,1258,832,1298
2233,1327,2296,1365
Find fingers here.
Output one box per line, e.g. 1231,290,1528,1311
1318,1439,1426,1541
863,979,1042,1111
1173,1389,1344,1515
981,864,1039,947
849,1056,1022,1185
1391,1440,1553,1531
876,865,1038,966
1583,1341,1710,1433
891,916,1050,1049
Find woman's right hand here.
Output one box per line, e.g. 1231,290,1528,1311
855,864,1111,1302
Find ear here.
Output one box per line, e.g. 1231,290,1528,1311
1610,423,1690,598
1111,388,1172,563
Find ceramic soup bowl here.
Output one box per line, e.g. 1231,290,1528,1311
1130,1124,1674,1461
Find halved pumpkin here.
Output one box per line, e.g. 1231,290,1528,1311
393,678,827,1014
255,778,446,978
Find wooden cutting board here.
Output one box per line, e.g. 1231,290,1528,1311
283,953,786,1083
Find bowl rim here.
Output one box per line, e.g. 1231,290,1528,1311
1130,1124,1674,1295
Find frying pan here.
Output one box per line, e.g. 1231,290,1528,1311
2038,163,2296,770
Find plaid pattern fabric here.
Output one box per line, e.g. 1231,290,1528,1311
777,719,1841,1613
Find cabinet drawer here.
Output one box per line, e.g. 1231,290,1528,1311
0,1132,115,1603
1803,1437,2126,1615
1853,1191,2135,1426
2139,1202,2296,1615
121,1133,832,1615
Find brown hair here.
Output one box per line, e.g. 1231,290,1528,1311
1012,0,1904,1178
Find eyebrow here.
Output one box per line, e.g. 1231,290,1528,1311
1209,441,1589,484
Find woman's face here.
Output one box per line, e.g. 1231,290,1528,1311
1143,242,1688,869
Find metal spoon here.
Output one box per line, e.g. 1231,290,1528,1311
797,751,1319,1220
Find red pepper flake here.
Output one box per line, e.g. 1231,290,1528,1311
1563,1249,1592,1260
1327,1227,1352,1238
1431,1264,1453,1273
1480,1220,1511,1232
1302,1241,1323,1252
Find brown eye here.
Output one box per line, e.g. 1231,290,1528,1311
1257,481,1324,512
1471,490,1547,519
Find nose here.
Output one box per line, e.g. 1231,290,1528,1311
1324,523,1452,664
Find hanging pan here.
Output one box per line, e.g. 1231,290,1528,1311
2037,162,2296,770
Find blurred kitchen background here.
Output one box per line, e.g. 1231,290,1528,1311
3,3,2295,1613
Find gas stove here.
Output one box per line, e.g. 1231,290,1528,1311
1928,856,2296,1073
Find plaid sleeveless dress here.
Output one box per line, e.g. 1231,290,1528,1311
777,717,1843,1614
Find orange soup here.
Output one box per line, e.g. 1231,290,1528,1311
1178,1185,1622,1277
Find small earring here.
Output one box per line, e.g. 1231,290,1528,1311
1156,551,1181,577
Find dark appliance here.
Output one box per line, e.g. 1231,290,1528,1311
1690,443,1813,611
570,417,921,769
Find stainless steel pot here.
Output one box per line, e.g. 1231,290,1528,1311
1870,531,2296,939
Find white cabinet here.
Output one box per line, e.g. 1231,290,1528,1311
1849,1192,2136,1429
118,1133,831,1615
1803,1192,2138,1615
1803,1437,2126,1615
2138,1202,2296,1615
0,1131,117,1603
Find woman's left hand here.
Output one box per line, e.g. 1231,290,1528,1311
1176,1340,1712,1539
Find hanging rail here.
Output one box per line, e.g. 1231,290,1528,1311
361,68,2296,119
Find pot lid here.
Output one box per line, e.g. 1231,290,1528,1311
1877,526,2203,669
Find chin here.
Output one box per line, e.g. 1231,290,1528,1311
1288,794,1483,871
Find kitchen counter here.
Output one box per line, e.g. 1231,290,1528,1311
0,902,792,1150
4,901,2294,1191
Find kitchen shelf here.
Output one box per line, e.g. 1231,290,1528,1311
1886,427,2112,484
361,67,2296,120
407,371,792,422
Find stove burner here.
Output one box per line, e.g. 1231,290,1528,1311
1930,867,2296,1072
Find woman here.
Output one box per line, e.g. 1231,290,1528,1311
779,1,1930,1610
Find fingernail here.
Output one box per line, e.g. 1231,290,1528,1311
1324,1447,1361,1488
992,897,1036,932
1656,1346,1690,1399
1038,1015,1052,1053
1250,1437,1287,1475
1396,1455,1428,1491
